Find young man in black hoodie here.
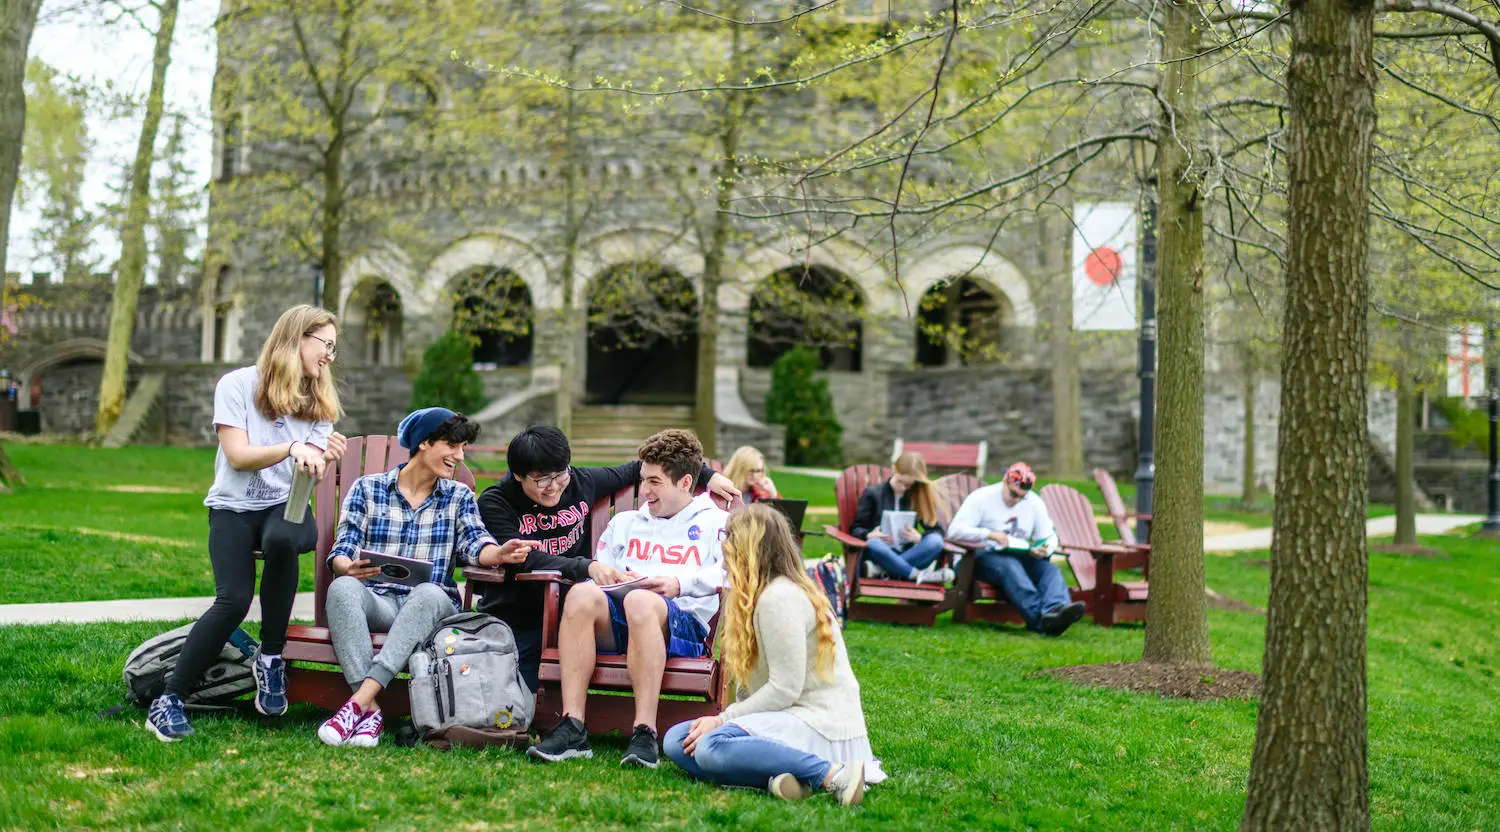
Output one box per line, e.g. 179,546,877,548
475,425,738,689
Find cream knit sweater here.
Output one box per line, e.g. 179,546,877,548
720,576,869,741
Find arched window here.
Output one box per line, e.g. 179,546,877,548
219,114,241,180
345,278,404,366
916,277,1009,367
383,77,438,132
585,263,698,404
747,265,864,372
452,267,533,368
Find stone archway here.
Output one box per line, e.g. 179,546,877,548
584,263,699,404
16,339,143,409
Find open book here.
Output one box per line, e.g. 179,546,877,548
880,510,917,540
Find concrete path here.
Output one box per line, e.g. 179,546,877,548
1204,514,1483,552
0,592,317,627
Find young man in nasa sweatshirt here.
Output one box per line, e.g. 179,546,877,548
527,429,729,770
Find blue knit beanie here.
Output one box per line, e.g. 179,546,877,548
397,407,456,451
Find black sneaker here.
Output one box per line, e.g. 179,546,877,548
527,716,592,762
1040,601,1087,636
620,724,659,769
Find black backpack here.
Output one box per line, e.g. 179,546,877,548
122,623,259,711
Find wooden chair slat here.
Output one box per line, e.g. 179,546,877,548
1038,483,1150,627
1093,468,1145,545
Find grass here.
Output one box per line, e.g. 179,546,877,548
0,445,1497,828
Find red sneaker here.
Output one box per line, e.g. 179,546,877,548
317,699,367,747
348,709,384,748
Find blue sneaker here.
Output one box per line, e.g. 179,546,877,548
252,653,289,716
147,693,194,742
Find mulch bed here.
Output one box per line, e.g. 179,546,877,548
1206,588,1264,615
1039,662,1262,701
1370,543,1448,558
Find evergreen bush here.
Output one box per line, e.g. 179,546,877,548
411,331,488,414
766,347,844,467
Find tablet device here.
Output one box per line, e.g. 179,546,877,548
761,498,808,531
358,549,435,587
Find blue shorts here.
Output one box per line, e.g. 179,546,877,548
603,591,709,659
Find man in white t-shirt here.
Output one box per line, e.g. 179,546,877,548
948,462,1087,636
527,429,728,770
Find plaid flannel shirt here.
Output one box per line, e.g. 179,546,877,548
328,467,496,603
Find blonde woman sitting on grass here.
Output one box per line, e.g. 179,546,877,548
723,445,778,505
663,503,883,806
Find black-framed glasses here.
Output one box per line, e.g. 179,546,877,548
304,333,337,359
525,470,570,489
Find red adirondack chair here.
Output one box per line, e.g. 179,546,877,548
463,483,734,737
282,435,486,718
892,438,988,476
1039,483,1150,627
1092,468,1151,546
823,464,960,626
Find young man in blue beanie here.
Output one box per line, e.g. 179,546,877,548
317,408,537,747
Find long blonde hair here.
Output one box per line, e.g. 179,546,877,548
894,452,938,527
254,305,343,422
723,446,766,493
721,503,837,690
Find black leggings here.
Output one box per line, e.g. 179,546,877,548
165,504,317,697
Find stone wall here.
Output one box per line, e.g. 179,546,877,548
37,362,104,434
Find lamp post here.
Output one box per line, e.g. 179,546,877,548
1482,315,1500,533
1133,141,1158,539
312,262,324,308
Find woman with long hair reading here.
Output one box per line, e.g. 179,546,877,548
146,305,347,741
850,451,952,585
663,503,880,806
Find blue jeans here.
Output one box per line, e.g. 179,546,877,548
862,531,945,580
974,551,1072,631
663,721,832,791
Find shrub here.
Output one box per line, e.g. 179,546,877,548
766,347,843,467
411,331,488,414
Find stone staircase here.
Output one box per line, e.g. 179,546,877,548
570,404,696,462
101,371,167,448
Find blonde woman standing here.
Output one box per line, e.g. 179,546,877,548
723,446,778,504
662,503,880,806
147,305,347,742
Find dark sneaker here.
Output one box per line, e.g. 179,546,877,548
620,724,659,769
527,716,592,762
1040,601,1087,636
147,693,194,742
252,653,288,717
317,699,368,747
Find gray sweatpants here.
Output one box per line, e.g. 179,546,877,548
326,576,456,689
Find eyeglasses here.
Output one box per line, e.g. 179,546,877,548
525,470,570,489
748,467,765,475
304,334,337,359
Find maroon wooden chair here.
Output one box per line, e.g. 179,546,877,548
463,484,734,737
282,435,481,717
1093,468,1151,547
823,464,960,626
892,438,988,476
1039,483,1150,627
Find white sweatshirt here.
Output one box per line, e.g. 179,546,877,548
594,492,729,629
947,484,1059,554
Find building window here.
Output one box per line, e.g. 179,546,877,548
747,265,864,372
916,277,1009,367
452,267,534,368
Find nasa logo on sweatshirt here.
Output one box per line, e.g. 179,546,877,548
687,525,702,541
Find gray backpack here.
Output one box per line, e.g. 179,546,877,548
409,612,534,737
123,624,259,711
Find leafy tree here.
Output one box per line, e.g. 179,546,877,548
19,58,98,280
95,0,180,435
410,330,487,414
765,346,843,467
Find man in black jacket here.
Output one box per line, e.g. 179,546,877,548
475,425,738,689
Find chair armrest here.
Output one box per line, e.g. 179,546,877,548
824,526,866,549
460,566,507,585
799,528,827,538
1134,512,1152,523
1069,542,1139,559
515,570,572,585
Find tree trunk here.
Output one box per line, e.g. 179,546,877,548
1242,355,1257,504
95,0,180,436
553,43,583,436
695,27,746,459
1241,0,1375,824
0,441,23,489
1394,373,1417,545
1141,0,1211,667
1045,209,1083,478
319,134,344,310
0,0,42,284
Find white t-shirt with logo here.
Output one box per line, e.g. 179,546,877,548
947,484,1059,553
204,366,333,512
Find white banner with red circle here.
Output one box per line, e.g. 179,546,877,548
1071,201,1138,331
